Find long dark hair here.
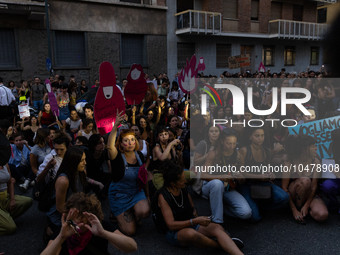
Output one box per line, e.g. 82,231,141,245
138,116,151,135
88,134,102,152
55,146,86,192
285,135,317,162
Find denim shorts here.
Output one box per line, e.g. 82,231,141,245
164,224,200,247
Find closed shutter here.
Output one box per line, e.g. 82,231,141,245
223,0,238,19
55,31,86,67
0,29,17,68
121,34,145,66
177,43,195,68
271,2,282,20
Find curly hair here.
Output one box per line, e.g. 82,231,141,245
161,159,183,188
64,193,104,222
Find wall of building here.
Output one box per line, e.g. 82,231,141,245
0,0,167,85
167,34,323,77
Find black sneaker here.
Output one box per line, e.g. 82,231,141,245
232,237,244,250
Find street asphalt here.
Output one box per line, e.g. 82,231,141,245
1,184,339,255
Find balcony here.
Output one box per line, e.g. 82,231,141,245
310,0,337,3
269,20,329,40
175,10,222,35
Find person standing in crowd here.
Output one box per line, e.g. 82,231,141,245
7,80,18,102
0,162,33,235
30,77,46,111
18,80,30,104
57,84,70,129
107,110,150,236
79,79,88,95
0,77,15,120
282,135,328,223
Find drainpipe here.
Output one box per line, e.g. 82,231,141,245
45,0,53,75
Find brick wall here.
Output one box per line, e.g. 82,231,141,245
282,3,293,20
156,0,166,7
259,0,271,33
202,0,223,13
238,0,251,33
303,1,317,23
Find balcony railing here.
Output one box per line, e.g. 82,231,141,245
311,0,337,3
269,20,328,40
175,10,222,35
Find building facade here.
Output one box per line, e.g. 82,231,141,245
167,0,335,77
0,0,167,85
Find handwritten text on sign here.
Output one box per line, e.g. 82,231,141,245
288,116,340,159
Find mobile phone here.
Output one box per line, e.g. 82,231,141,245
207,215,214,220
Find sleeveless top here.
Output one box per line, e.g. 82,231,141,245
60,98,69,108
245,144,270,176
153,143,175,170
80,130,93,140
41,111,55,125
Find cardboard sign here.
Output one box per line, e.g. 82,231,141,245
178,54,199,94
18,103,30,119
45,79,59,116
124,64,148,105
288,116,340,159
228,54,250,69
94,61,125,136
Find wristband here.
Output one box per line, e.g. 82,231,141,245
190,219,193,226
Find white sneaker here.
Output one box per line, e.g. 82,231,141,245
19,179,30,192
30,180,36,187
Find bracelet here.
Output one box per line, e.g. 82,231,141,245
190,219,193,226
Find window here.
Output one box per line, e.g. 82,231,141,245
223,0,238,19
310,47,319,65
216,44,231,68
177,43,195,68
262,46,275,66
271,2,282,20
284,47,295,66
0,29,19,68
293,5,303,21
54,31,87,67
121,34,147,66
251,0,259,21
318,8,327,23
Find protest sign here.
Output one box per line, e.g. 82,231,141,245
197,57,206,71
178,54,199,94
18,103,30,119
258,62,266,72
124,64,148,105
228,54,250,69
45,79,59,116
288,116,340,159
94,61,125,136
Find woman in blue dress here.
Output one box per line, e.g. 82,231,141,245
107,110,150,236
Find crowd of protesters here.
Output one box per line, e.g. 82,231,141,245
0,63,340,255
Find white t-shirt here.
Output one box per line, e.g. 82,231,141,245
0,84,15,106
66,118,82,130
